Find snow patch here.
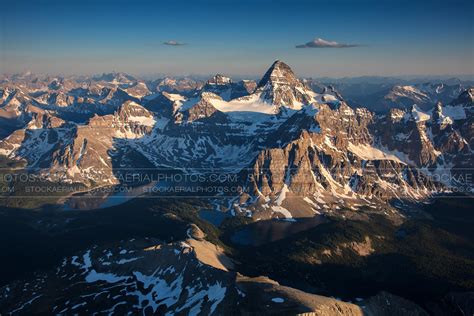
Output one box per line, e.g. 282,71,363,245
348,143,404,163
128,115,156,127
409,105,430,122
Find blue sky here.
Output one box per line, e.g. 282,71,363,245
1,0,473,77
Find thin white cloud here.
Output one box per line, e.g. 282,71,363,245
296,38,360,48
163,40,186,46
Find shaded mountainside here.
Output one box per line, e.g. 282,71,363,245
224,197,474,315
0,234,374,315
0,196,472,315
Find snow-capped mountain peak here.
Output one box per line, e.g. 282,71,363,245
257,60,299,89
254,60,315,109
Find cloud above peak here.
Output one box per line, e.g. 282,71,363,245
163,40,186,46
296,38,360,48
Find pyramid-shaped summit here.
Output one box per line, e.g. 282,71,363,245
255,60,315,109
257,60,299,88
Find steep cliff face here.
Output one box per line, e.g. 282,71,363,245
237,84,474,221
375,107,439,166
372,91,473,191
242,113,439,220
0,101,156,187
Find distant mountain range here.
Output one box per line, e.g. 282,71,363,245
0,60,473,216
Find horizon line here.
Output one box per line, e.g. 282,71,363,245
3,71,474,81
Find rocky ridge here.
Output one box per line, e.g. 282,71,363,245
0,61,472,217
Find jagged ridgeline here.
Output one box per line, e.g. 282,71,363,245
0,61,472,216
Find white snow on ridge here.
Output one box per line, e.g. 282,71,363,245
272,206,295,221
392,85,429,101
401,85,428,97
128,115,156,126
176,96,200,111
165,93,186,103
275,184,289,206
410,105,430,122
348,143,404,163
210,93,277,114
